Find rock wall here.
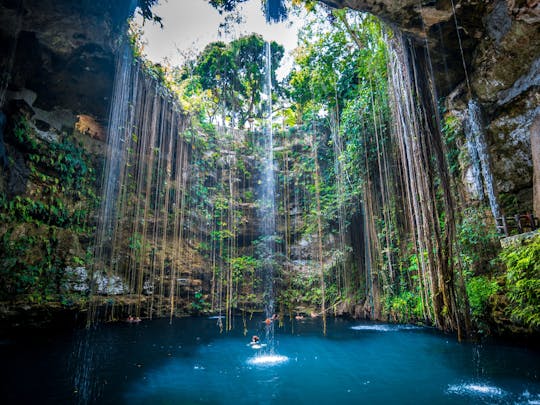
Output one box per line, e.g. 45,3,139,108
322,0,540,216
0,0,136,118
0,0,136,326
532,113,540,215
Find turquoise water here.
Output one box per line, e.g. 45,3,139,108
1,317,539,404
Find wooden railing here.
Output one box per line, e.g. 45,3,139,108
496,213,538,237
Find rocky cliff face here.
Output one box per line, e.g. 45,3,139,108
323,0,540,215
0,0,136,119
470,0,539,214
0,0,136,327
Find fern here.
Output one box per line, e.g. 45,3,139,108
500,234,540,328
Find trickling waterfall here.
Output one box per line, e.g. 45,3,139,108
259,39,277,343
92,43,133,280
466,99,502,220
89,40,192,323
465,124,485,201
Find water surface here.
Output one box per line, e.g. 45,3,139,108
1,317,539,404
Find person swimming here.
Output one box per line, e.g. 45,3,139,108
126,315,141,323
264,314,278,325
249,335,266,349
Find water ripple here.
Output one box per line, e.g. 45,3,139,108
446,382,505,398
247,354,289,366
350,324,420,332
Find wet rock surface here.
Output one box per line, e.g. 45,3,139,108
0,0,135,120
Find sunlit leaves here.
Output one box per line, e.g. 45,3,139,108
500,235,540,328
188,34,284,127
208,0,289,22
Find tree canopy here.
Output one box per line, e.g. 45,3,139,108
185,34,284,127
209,0,289,22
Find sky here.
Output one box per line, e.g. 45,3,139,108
134,0,307,78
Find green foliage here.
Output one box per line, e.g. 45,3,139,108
190,291,210,313
13,117,38,150
229,255,260,306
0,230,63,300
457,207,500,275
191,34,284,127
136,0,162,26
129,233,144,250
499,193,520,216
10,116,98,206
466,276,499,320
208,0,248,12
383,291,423,322
286,11,390,230
278,270,328,310
441,113,462,177
0,116,98,303
0,196,86,228
499,235,540,328
208,0,289,22
30,142,96,197
230,255,259,282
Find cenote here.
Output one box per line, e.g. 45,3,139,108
1,0,540,403
2,317,540,404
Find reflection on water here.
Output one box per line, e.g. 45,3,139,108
1,317,539,404
447,382,506,397
350,324,422,332
247,354,289,366
445,382,540,404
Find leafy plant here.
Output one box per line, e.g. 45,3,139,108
499,235,540,328
466,276,499,320
190,291,210,313
457,207,500,275
383,291,423,322
441,113,462,177
0,116,98,304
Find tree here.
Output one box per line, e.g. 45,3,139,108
192,34,283,128
233,35,284,125
137,0,163,26
193,41,237,124
209,0,289,22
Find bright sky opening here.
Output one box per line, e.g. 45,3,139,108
135,0,307,78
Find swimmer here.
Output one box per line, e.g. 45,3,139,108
295,315,304,320
249,335,265,349
264,314,278,325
